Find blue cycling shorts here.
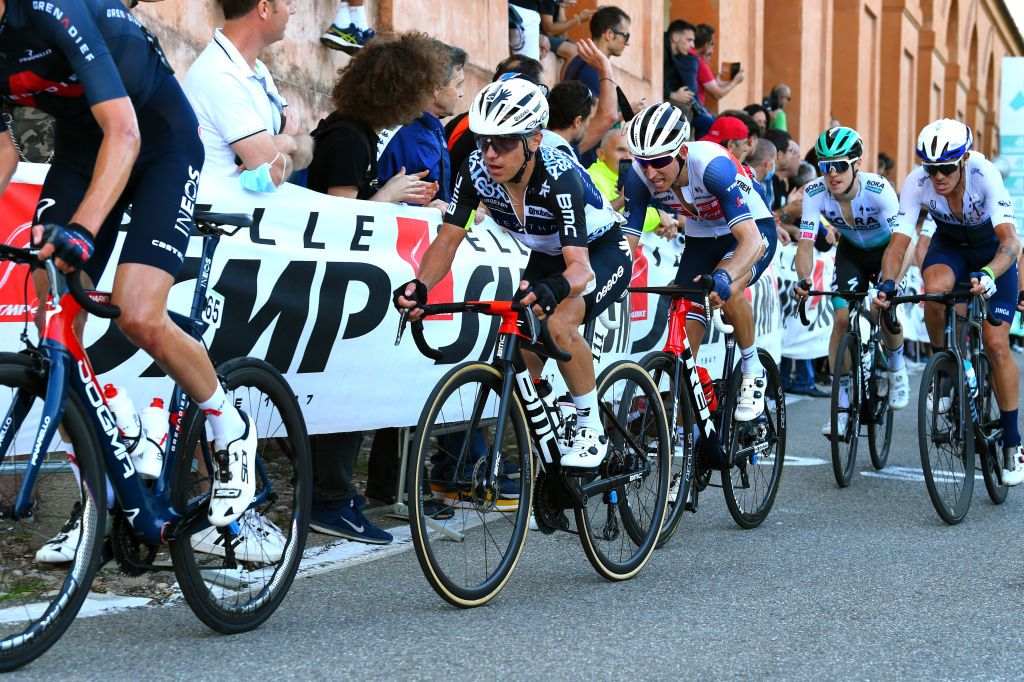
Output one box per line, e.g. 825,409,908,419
922,232,1018,324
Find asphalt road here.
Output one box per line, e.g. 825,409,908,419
10,355,1024,680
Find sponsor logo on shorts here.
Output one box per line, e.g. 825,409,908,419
596,265,625,303
152,239,184,262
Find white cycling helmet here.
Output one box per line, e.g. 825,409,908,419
625,103,690,158
469,78,549,137
916,118,973,163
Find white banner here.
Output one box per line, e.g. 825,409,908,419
773,243,835,360
1000,57,1024,235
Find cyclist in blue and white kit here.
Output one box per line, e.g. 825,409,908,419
622,103,778,421
875,119,1024,484
793,127,912,438
0,0,258,533
394,78,631,468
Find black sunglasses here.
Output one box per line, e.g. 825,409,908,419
611,29,631,42
475,135,524,156
923,160,961,176
817,158,858,175
635,155,677,170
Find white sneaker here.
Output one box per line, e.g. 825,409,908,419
926,387,952,415
191,510,285,563
560,427,608,468
208,411,258,527
1002,445,1024,487
821,413,849,438
734,369,767,422
888,366,910,410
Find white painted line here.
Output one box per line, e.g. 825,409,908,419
784,456,829,467
0,592,154,624
862,465,983,483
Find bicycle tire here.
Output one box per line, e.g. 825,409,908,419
975,353,1007,505
830,333,860,487
169,357,311,633
722,349,786,528
637,351,693,548
407,362,533,608
0,353,106,672
867,343,893,470
918,351,974,525
577,360,670,579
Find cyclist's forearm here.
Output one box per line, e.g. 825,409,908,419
562,260,595,297
416,237,460,290
880,233,911,283
74,99,139,233
794,240,813,282
0,132,17,194
984,224,1022,278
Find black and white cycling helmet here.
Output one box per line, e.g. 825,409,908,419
916,118,973,163
625,103,690,158
469,77,549,137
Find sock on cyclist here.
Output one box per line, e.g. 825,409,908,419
886,344,905,371
573,389,600,432
1000,409,1021,448
333,2,350,27
838,375,851,409
740,345,763,376
65,446,115,508
198,384,246,446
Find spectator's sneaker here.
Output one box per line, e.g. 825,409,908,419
734,370,767,422
191,510,285,563
35,502,83,564
355,26,376,46
821,413,849,438
310,500,392,544
1002,445,1024,486
560,427,608,468
422,498,456,520
208,411,257,527
887,367,909,410
320,23,360,52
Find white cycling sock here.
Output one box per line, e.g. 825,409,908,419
350,3,368,30
333,2,350,28
740,345,762,375
838,375,851,409
573,389,600,432
66,446,115,509
886,344,905,371
199,384,246,446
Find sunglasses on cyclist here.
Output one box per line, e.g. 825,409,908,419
475,135,525,155
923,160,961,176
817,158,858,175
635,155,677,170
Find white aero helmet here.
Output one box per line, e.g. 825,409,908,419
469,77,549,137
625,103,690,158
916,118,973,163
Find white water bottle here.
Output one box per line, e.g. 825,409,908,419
135,398,169,480
103,384,142,452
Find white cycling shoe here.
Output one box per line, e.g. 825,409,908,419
926,388,952,415
560,427,608,468
888,366,910,410
208,411,258,527
734,370,767,422
1002,445,1024,487
35,503,111,564
821,413,849,438
191,510,285,563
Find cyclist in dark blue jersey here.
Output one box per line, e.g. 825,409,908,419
0,0,257,528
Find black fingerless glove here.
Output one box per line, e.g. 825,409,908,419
392,279,427,310
528,274,571,315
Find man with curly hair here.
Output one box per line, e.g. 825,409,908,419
304,32,451,542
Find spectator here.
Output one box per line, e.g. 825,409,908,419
540,0,595,78
747,137,777,209
509,1,546,59
711,110,760,163
321,0,375,54
0,106,53,164
878,151,896,183
544,41,617,160
792,160,817,189
692,23,744,112
378,42,468,209
663,20,697,107
184,0,312,189
445,55,546,193
562,6,630,97
587,127,674,241
305,32,450,543
743,103,768,133
766,83,792,131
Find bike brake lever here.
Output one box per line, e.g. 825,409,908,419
395,308,410,346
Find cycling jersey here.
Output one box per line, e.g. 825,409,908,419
622,141,772,238
445,144,622,256
799,172,904,250
893,154,1016,247
0,0,172,133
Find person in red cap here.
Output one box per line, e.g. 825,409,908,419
699,114,756,164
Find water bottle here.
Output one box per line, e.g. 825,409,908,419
103,384,142,452
963,357,979,401
136,398,169,479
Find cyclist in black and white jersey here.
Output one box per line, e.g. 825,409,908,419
394,78,631,468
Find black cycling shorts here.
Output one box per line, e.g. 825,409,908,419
830,240,887,310
36,73,204,283
521,226,631,323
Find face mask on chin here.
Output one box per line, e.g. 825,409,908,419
763,160,776,183
239,152,282,193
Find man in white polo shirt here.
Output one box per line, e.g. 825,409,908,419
184,0,311,189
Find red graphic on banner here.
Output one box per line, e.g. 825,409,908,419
0,182,42,321
629,244,649,321
395,216,454,320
